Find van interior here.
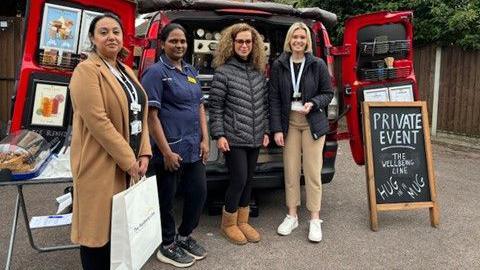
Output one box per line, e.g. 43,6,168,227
160,13,319,74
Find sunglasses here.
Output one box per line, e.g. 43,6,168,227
234,39,253,45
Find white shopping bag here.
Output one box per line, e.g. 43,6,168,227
111,175,162,270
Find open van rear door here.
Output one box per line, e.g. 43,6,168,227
10,0,136,147
338,11,417,165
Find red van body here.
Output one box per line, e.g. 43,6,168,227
339,11,417,165
10,0,137,145
10,0,416,190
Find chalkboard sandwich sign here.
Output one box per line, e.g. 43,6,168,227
362,101,439,231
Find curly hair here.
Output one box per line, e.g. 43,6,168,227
213,23,266,73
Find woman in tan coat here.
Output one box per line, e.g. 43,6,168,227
69,14,151,269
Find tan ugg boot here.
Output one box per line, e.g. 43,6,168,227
237,206,261,243
221,207,248,245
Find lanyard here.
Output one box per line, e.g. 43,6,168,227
289,56,305,98
104,60,139,105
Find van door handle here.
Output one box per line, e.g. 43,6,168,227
345,86,352,95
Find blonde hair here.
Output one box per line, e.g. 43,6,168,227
283,22,313,53
213,23,267,73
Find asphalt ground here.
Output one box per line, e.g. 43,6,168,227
1,140,479,269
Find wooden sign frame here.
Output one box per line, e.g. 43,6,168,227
362,101,440,231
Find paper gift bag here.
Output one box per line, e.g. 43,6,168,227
111,175,162,270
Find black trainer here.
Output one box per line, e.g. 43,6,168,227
156,242,195,268
175,235,208,260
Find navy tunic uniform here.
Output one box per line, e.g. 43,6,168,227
142,54,203,163
141,54,207,246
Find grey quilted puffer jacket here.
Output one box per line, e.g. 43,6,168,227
209,57,269,147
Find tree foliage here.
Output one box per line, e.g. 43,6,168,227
277,0,480,50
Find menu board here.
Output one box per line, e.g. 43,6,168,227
362,102,439,231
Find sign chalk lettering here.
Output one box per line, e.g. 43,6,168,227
362,102,440,231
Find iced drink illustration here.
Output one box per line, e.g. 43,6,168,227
42,97,53,117
52,98,59,114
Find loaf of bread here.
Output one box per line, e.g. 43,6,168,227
0,130,50,173
0,152,35,172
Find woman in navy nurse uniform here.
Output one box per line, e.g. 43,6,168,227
141,23,209,268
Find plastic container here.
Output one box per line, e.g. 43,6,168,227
0,130,52,180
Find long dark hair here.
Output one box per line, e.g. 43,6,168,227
88,13,129,59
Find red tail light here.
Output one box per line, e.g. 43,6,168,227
138,20,160,77
139,49,156,77
324,150,336,159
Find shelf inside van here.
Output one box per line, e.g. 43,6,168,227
359,40,410,56
358,66,411,81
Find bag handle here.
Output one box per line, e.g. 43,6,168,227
128,175,146,187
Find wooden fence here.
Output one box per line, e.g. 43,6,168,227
413,45,480,136
413,45,436,120
0,17,23,131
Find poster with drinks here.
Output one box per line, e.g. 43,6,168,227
78,10,104,54
39,3,81,53
31,83,68,127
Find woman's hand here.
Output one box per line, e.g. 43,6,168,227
127,161,140,181
164,151,182,172
300,102,314,115
262,134,270,147
200,139,210,164
217,137,230,153
138,156,149,177
274,132,284,147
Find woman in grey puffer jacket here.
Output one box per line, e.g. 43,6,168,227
209,23,269,245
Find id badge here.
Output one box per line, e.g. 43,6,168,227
130,120,142,135
187,76,197,84
291,101,304,112
130,102,141,114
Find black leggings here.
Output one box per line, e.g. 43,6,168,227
224,147,260,213
156,160,207,246
80,242,110,270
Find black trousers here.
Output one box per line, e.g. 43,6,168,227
224,147,260,213
80,242,110,270
156,160,207,246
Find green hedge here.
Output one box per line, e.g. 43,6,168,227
276,0,480,50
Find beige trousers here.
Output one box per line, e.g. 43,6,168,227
283,111,325,212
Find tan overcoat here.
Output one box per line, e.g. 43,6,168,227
69,53,152,247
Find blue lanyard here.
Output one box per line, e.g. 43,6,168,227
289,56,305,98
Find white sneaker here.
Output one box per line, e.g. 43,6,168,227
308,219,323,242
277,214,298,236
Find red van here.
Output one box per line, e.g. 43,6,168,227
10,0,416,195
